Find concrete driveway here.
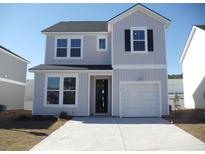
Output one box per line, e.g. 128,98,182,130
31,117,205,151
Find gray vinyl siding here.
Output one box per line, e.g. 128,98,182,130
45,34,111,65
112,69,168,116
112,11,166,65
0,49,27,83
0,81,25,109
32,72,89,116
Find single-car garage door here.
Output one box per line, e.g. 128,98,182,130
120,82,160,117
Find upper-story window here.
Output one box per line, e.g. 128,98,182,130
55,37,82,58
70,39,81,57
131,27,147,52
97,36,107,51
56,39,67,57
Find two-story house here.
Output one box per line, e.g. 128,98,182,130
0,45,29,110
30,4,171,117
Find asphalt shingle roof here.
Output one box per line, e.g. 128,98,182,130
195,25,205,31
42,21,108,32
29,64,112,71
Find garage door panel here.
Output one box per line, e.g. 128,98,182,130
120,83,160,117
121,108,159,117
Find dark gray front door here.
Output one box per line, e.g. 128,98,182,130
95,79,108,114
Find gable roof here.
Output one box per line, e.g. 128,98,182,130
195,25,205,30
108,3,171,28
42,21,108,33
0,45,30,64
180,25,205,64
42,4,171,33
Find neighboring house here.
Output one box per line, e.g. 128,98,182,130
180,25,205,109
168,79,184,110
24,79,34,110
0,45,29,110
30,4,171,117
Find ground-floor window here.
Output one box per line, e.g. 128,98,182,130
46,74,78,106
63,77,76,105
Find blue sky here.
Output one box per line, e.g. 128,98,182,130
0,3,205,79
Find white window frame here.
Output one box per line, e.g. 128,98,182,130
97,36,108,51
44,73,79,107
69,37,83,59
46,77,60,105
130,26,148,53
54,36,83,59
63,77,77,105
55,38,68,58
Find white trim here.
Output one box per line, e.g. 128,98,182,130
130,26,148,53
108,4,170,28
179,26,196,64
87,73,90,116
0,77,26,86
97,35,108,51
111,71,114,116
111,23,114,116
54,36,83,59
112,64,166,69
43,32,108,35
0,48,29,64
89,72,112,76
164,25,169,115
44,73,79,107
119,81,162,118
111,24,114,66
88,73,112,116
30,70,113,73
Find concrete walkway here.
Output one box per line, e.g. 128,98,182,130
31,117,205,151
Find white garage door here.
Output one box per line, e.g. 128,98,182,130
120,83,160,117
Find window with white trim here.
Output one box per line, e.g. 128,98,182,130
46,75,77,106
47,77,60,104
131,27,147,52
56,39,67,57
63,77,76,104
55,38,82,58
70,39,81,57
97,37,107,51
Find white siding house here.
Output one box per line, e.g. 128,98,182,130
0,45,29,110
180,25,205,109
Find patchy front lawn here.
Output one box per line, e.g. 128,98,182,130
164,109,205,143
0,110,67,151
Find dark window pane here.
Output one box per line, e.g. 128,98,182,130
133,30,145,40
63,91,75,104
133,41,145,51
47,91,59,104
71,39,81,47
70,48,81,57
57,48,67,57
64,77,76,90
99,39,106,49
57,39,67,47
47,77,60,90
